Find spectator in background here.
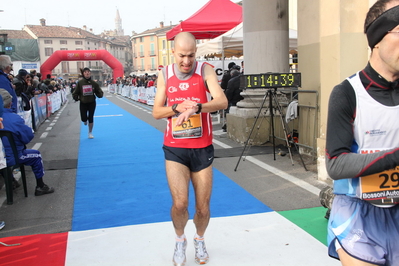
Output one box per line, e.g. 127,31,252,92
7,74,14,83
147,76,154,87
222,67,243,132
29,69,39,82
132,76,138,87
138,76,145,87
0,89,55,196
47,80,54,92
40,79,52,94
0,55,18,113
0,94,4,230
225,68,244,110
13,69,34,111
220,62,236,92
70,79,77,94
50,80,57,92
153,74,158,87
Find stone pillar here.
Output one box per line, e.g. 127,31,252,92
227,0,289,144
297,0,369,181
243,0,289,74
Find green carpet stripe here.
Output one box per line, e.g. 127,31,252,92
277,207,329,246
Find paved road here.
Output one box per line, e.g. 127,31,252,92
0,90,337,266
0,90,328,239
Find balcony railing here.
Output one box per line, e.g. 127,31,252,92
147,65,157,71
90,66,103,70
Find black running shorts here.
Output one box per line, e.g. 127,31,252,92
162,144,214,172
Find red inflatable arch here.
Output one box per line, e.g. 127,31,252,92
40,50,124,83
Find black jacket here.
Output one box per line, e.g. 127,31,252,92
220,70,232,91
225,75,243,105
12,76,33,111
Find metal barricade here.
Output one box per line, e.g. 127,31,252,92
275,88,319,159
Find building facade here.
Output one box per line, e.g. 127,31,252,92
22,19,131,82
131,22,175,76
1,10,132,83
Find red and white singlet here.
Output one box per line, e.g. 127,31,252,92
163,62,212,148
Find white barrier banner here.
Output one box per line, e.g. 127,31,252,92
138,87,147,104
17,97,33,128
113,85,157,106
131,86,138,101
117,84,123,94
50,91,62,113
108,84,116,93
146,86,156,106
122,86,130,97
0,140,6,170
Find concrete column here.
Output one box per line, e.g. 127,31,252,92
243,0,289,74
298,0,369,181
227,0,290,144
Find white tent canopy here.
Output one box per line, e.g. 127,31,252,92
196,22,297,58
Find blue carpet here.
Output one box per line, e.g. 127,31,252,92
72,97,272,231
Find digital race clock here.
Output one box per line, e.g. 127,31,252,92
240,73,301,88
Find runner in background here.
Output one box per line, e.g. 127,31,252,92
72,68,103,139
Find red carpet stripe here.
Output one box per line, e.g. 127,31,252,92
0,232,68,266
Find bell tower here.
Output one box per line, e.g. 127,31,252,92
115,9,124,36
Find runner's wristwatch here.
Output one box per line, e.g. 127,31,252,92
172,103,179,114
196,103,202,114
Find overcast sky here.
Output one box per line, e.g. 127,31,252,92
0,0,229,35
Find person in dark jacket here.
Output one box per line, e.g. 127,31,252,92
12,69,34,111
225,68,244,109
72,67,103,139
39,79,52,94
222,68,243,132
220,62,236,91
0,89,54,196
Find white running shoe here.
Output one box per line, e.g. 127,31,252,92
173,238,187,266
194,237,209,264
88,133,94,139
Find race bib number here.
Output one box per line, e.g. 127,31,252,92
172,114,202,139
360,167,399,206
82,85,93,96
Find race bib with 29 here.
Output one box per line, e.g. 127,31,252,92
360,166,399,206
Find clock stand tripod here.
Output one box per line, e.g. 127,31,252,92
234,87,308,171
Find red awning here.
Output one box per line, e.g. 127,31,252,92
166,0,242,40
